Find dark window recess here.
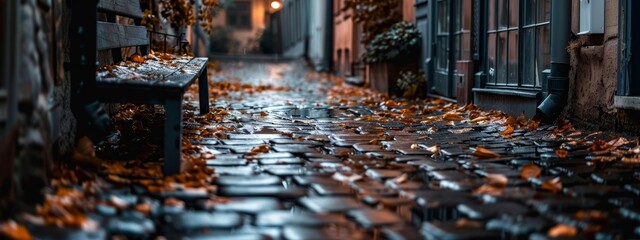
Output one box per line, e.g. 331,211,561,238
618,0,640,96
227,1,252,30
485,0,550,88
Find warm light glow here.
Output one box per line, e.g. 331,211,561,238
271,1,281,10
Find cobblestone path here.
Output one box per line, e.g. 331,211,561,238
10,60,640,239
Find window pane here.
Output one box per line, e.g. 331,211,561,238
488,33,497,84
488,0,496,30
522,28,536,85
510,0,519,27
523,0,536,25
438,0,449,33
498,0,508,29
437,36,449,70
508,30,518,85
537,24,551,87
497,31,507,84
538,0,551,22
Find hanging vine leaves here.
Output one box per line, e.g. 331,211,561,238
140,0,220,34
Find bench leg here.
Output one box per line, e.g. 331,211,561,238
164,99,183,176
198,68,210,115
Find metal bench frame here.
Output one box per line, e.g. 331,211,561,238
70,0,209,176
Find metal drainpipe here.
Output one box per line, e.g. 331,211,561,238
537,0,571,120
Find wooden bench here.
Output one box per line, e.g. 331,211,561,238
71,0,209,176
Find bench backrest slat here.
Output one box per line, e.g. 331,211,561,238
97,0,144,19
97,22,148,50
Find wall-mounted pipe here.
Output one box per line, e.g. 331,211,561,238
537,0,572,120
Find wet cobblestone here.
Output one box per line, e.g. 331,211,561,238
8,60,640,239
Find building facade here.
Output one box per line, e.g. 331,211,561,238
333,0,364,78
416,0,638,131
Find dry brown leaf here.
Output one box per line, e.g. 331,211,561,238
411,144,420,150
548,224,577,238
259,112,269,117
541,177,563,193
555,149,569,159
470,116,488,124
520,164,542,180
575,210,607,221
450,128,473,134
0,221,32,240
485,174,508,187
425,145,440,154
131,53,145,63
135,203,152,215
473,184,504,196
164,198,185,207
472,147,501,159
501,125,514,137
607,137,629,148
391,173,409,184
455,218,483,228
622,157,640,163
443,112,465,121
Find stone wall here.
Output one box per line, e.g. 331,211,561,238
566,0,619,130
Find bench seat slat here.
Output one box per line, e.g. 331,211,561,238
97,22,148,50
97,0,144,19
96,57,208,90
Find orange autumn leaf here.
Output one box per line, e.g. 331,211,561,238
472,147,501,159
455,218,483,228
443,112,465,121
548,224,577,238
575,210,608,221
502,125,514,137
555,149,569,159
485,174,507,187
473,184,505,196
520,164,542,180
130,53,145,63
410,144,420,149
0,221,32,240
135,203,152,215
541,177,563,193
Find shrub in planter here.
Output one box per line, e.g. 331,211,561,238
361,22,421,64
362,22,422,96
397,70,426,99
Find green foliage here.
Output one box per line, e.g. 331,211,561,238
361,22,421,63
396,70,426,98
344,0,402,45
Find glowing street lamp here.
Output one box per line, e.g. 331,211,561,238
270,0,281,10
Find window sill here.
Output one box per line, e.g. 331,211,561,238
472,88,540,98
614,96,640,111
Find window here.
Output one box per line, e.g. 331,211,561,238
486,0,550,88
618,0,640,96
227,1,251,30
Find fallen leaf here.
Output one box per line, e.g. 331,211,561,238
259,112,269,117
135,203,152,215
411,144,420,150
391,173,409,184
130,53,145,63
455,218,483,228
575,210,607,221
470,116,488,124
332,172,362,183
443,112,465,121
164,198,185,207
472,147,501,159
621,157,640,163
541,177,563,193
473,184,504,196
485,174,508,187
607,137,629,148
501,125,514,137
555,149,569,159
0,221,32,240
548,224,577,238
425,145,440,154
520,164,542,180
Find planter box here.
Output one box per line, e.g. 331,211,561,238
367,54,420,97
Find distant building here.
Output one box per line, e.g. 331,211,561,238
208,0,271,54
